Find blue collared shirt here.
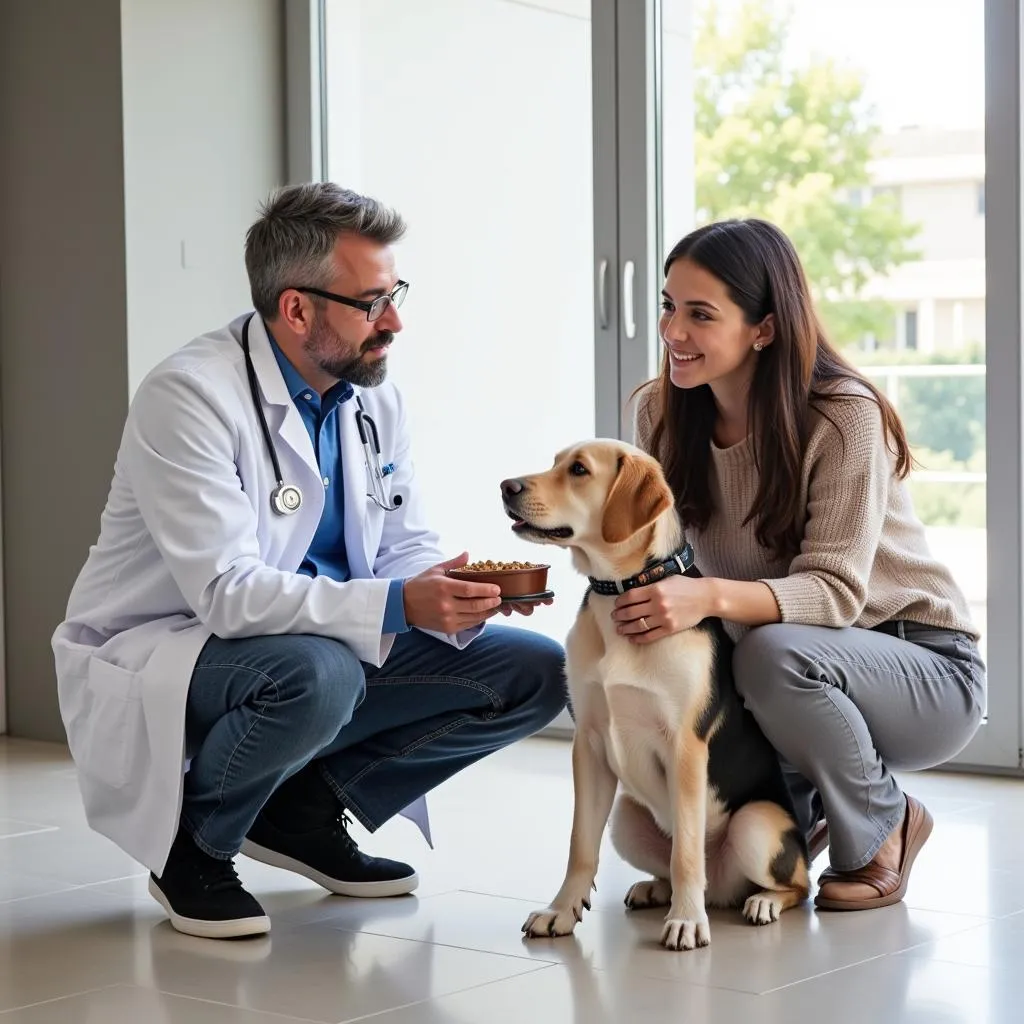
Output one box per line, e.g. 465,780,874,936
268,336,408,634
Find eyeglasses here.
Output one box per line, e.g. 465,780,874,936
287,280,409,322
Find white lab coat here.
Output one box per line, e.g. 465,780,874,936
52,312,479,875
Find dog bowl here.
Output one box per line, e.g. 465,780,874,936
446,560,550,598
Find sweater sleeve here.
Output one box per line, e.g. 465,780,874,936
761,395,893,627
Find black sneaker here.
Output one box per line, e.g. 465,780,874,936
241,809,419,898
149,827,270,939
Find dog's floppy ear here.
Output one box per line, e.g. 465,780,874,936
601,453,673,544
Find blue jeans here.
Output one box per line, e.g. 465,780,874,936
180,625,567,858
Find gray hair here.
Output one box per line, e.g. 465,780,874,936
244,182,406,319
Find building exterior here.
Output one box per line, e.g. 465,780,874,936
860,126,985,354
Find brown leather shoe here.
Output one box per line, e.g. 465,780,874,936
814,795,933,911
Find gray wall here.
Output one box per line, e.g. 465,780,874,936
0,0,130,741
0,0,286,741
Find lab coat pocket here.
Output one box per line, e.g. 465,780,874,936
76,659,143,790
363,491,387,539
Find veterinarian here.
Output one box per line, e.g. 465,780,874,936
623,217,985,912
51,182,566,940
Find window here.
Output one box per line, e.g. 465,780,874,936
903,308,919,351
656,0,1019,768
309,0,1024,766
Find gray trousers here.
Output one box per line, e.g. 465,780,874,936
732,622,986,872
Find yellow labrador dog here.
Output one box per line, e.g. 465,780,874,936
501,439,809,951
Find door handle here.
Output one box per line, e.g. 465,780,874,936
597,258,609,329
622,259,636,339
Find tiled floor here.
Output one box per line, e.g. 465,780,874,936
0,736,1022,1022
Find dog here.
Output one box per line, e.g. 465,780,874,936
500,439,809,951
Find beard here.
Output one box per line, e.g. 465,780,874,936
306,314,393,388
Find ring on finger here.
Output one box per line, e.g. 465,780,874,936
639,616,650,631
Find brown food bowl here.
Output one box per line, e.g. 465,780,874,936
446,560,550,598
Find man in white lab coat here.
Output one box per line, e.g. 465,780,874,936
52,183,566,940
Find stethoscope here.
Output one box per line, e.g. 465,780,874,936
241,313,402,516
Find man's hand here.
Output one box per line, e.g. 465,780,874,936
499,598,554,617
402,552,503,634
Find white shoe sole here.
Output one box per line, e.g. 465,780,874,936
149,877,271,939
239,839,419,898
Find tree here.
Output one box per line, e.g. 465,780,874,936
693,0,920,347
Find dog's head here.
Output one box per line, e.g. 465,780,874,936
500,440,676,567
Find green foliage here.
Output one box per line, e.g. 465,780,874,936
693,0,920,346
854,348,985,527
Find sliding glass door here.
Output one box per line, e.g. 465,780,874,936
308,0,1023,765
650,0,1022,770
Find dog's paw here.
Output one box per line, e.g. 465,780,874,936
659,915,711,951
624,878,672,910
521,899,590,939
743,891,785,926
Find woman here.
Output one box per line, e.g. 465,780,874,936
618,218,985,911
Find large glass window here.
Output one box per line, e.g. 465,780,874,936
661,0,988,659
323,0,597,651
315,0,1021,762
657,0,1009,762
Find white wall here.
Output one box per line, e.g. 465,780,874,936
121,0,285,393
899,179,985,263
960,297,986,349
932,297,986,351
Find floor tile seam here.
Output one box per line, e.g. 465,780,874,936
332,963,558,1024
326,920,565,967
0,984,125,1017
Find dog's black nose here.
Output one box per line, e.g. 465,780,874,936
501,478,525,498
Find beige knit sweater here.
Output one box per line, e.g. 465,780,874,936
633,383,979,642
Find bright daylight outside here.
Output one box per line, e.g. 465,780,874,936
677,0,987,659
325,0,987,668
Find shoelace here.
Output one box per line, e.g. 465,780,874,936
195,855,245,894
324,810,361,855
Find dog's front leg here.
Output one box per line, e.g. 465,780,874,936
522,728,617,938
661,734,711,951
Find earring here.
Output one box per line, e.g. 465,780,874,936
753,342,764,351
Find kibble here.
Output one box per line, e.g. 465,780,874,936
458,560,541,572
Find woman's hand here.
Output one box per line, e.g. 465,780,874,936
612,577,781,642
611,575,713,645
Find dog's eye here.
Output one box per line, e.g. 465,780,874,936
569,460,589,477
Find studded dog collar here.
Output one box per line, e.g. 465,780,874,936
587,543,695,596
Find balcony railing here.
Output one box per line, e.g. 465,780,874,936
860,362,986,485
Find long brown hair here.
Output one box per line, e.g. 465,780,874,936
645,218,912,561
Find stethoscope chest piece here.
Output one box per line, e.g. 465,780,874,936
270,483,303,515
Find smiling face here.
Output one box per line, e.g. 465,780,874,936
659,258,773,397
499,440,674,568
